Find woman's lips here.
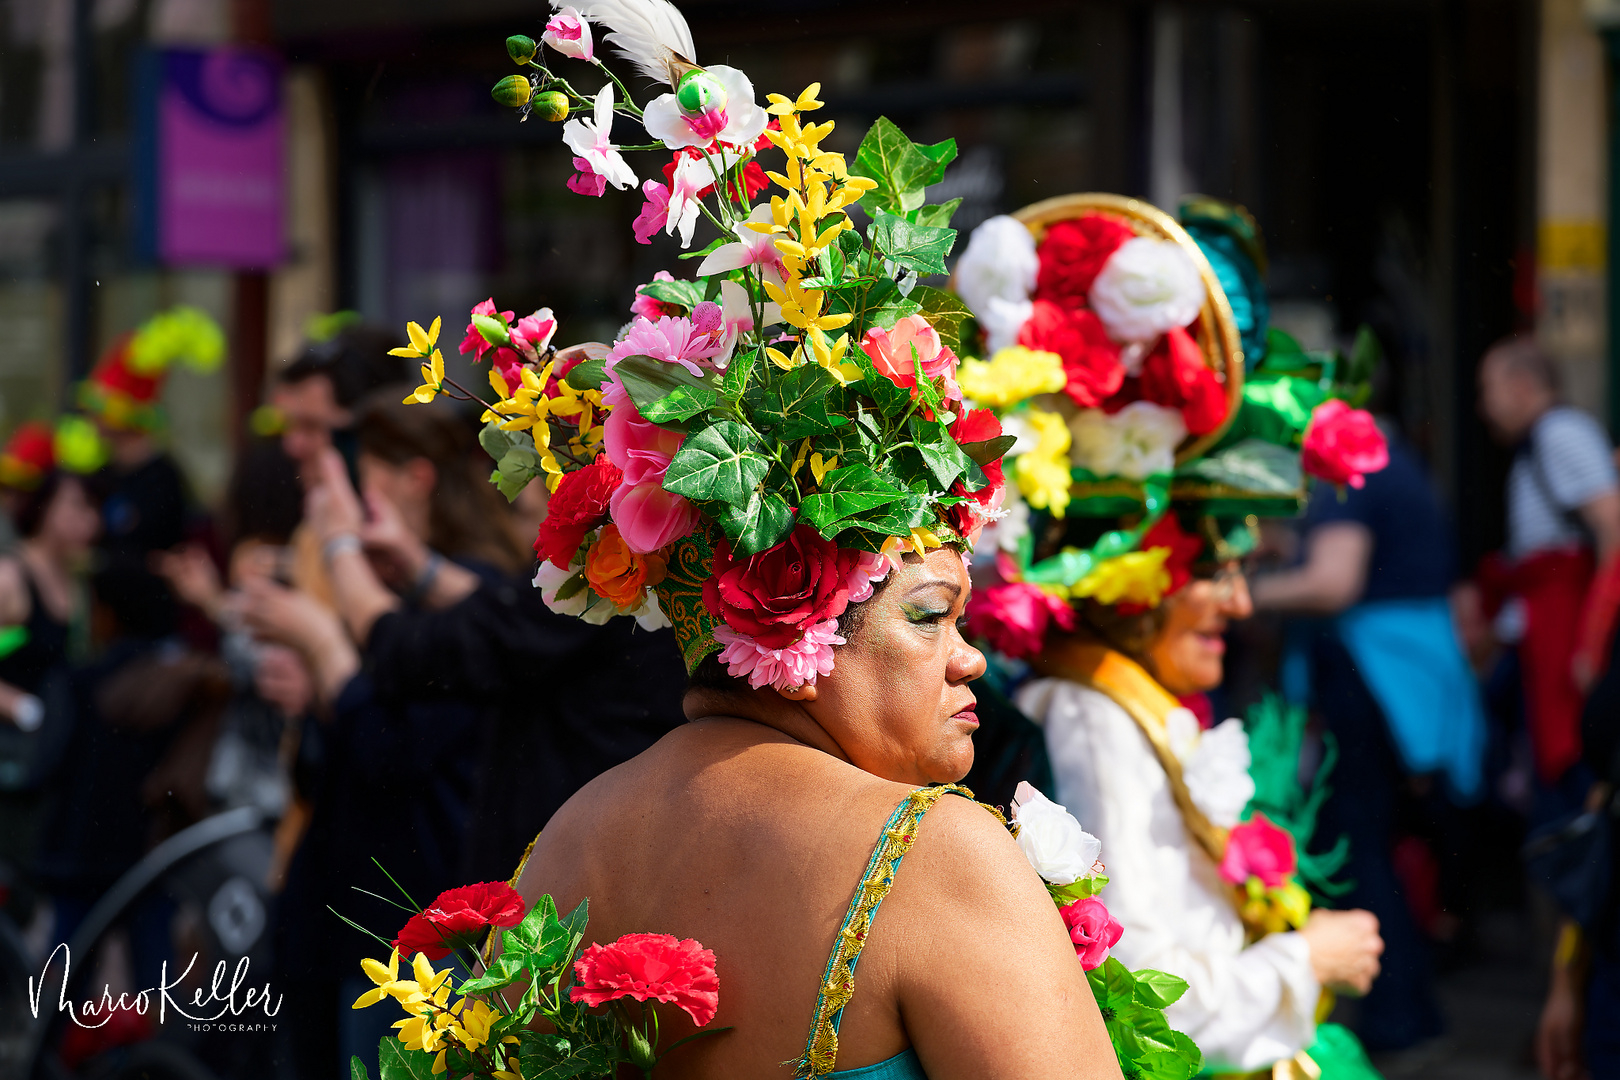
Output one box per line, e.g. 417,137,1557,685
1196,632,1226,656
952,708,980,727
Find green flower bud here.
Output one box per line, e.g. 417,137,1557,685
675,68,728,118
491,74,533,109
506,34,538,65
531,90,569,122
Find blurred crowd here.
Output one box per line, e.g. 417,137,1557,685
2,323,1620,1080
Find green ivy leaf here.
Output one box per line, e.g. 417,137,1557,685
713,489,797,554
350,1056,372,1080
871,209,956,277
636,276,706,312
850,118,945,215
563,356,608,392
834,493,932,537
663,421,771,508
613,355,718,418
851,349,914,419
908,416,972,490
799,464,909,534
377,1038,438,1080
907,198,962,229
755,364,841,439
1177,438,1302,496
908,285,973,352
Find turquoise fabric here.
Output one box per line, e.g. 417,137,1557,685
829,1049,926,1079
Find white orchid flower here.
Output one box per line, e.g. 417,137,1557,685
562,86,637,191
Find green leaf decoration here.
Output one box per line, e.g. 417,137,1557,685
720,347,759,402
1259,327,1312,372
564,356,608,392
754,364,841,439
1047,874,1109,905
713,488,797,554
871,209,956,277
636,276,706,312
1177,438,1302,496
909,285,973,352
799,464,909,534
517,1034,609,1080
851,349,914,418
814,418,881,468
907,417,972,490
1131,969,1190,1010
907,198,963,229
1346,322,1382,387
1088,960,1203,1080
678,235,728,261
641,383,718,424
834,493,932,537
850,118,953,215
958,433,1017,467
377,1038,437,1080
482,422,546,501
350,1056,372,1080
663,421,771,508
471,312,511,347
613,355,717,418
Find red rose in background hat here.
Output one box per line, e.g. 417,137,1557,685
1140,325,1228,435
1302,399,1389,489
1019,301,1124,409
533,456,623,569
704,525,859,649
1033,213,1135,307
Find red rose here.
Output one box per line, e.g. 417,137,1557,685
1034,213,1135,307
1019,301,1124,409
1302,399,1389,489
392,881,527,961
1059,897,1124,971
533,456,624,569
570,932,720,1027
1113,514,1203,615
704,525,859,649
1140,325,1228,435
965,583,1076,660
949,409,1006,539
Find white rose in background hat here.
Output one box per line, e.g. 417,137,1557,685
1069,400,1187,481
1087,236,1206,344
1010,781,1103,886
955,216,1039,325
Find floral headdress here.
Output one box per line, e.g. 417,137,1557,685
395,0,1011,691
78,306,225,432
954,194,1388,655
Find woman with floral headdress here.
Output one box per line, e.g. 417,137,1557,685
954,195,1391,1079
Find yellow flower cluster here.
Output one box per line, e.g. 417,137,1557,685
1068,548,1172,608
487,362,605,491
1238,878,1313,936
959,346,1066,409
393,318,447,404
753,84,877,380
1014,408,1073,518
354,949,510,1076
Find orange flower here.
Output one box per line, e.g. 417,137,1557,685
585,524,667,608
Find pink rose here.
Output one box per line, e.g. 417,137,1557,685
964,582,1076,661
1219,813,1297,890
603,401,701,554
509,308,557,361
1060,897,1123,971
1301,399,1389,490
860,314,961,405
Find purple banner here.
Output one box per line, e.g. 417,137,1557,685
158,48,284,268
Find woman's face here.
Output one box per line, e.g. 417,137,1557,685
1142,565,1252,696
357,452,434,542
803,547,986,786
41,477,99,554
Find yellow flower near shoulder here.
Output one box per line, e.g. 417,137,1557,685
959,347,1066,409
1071,548,1172,608
1014,408,1072,518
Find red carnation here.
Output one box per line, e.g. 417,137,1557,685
703,524,859,649
1140,326,1228,435
393,881,527,961
533,457,624,569
571,932,720,1028
949,408,1006,540
1019,301,1125,409
1034,213,1135,307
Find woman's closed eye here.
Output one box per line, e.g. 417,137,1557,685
900,601,953,628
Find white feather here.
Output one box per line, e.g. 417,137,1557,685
564,0,697,87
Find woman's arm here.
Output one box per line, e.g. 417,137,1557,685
893,795,1122,1079
1249,522,1373,615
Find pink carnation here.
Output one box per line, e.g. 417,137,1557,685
1060,897,1124,971
1219,813,1297,890
846,549,891,604
964,582,1077,660
1301,399,1389,490
712,618,845,690
607,305,727,383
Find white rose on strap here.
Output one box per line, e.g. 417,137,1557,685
1010,781,1103,886
1087,236,1206,344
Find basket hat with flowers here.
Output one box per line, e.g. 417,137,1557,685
951,192,1390,645
393,0,1012,693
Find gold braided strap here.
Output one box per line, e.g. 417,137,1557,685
792,784,978,1078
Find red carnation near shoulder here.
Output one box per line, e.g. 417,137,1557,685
1140,325,1228,435
571,932,720,1028
533,456,624,569
1019,301,1125,409
703,525,859,649
1034,213,1135,307
393,881,527,961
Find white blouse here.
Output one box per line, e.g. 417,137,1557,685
1016,677,1320,1073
